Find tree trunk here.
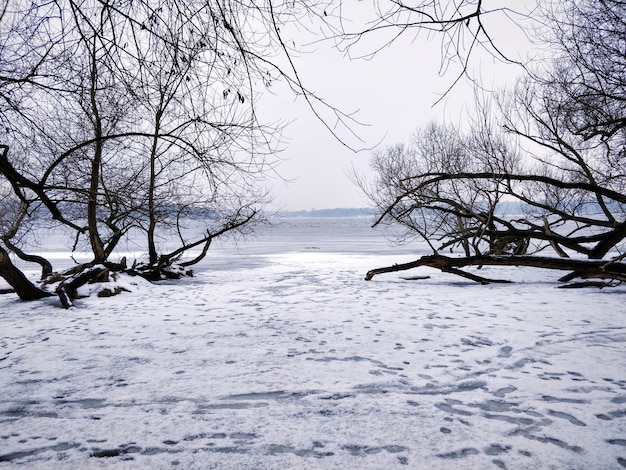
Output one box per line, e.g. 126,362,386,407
1,205,53,279
147,107,164,265
365,253,626,284
87,36,106,263
2,237,53,279
0,246,52,300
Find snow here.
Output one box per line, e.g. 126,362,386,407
1,217,625,469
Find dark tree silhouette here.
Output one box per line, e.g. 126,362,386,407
0,0,349,305
361,0,626,287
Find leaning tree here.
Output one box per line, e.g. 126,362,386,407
362,0,626,286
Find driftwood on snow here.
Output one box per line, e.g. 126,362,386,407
49,257,189,308
364,254,626,286
55,265,111,308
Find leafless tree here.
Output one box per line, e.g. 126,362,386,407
0,0,340,304
363,0,626,286
320,0,538,101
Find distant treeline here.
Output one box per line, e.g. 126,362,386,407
27,202,618,222
280,201,623,219
151,202,626,219
279,208,373,218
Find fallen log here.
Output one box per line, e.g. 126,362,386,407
364,254,626,285
126,262,192,281
56,265,110,308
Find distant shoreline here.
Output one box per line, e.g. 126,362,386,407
277,208,373,218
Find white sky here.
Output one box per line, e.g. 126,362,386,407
263,3,539,211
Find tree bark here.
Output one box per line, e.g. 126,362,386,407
86,35,106,263
147,109,163,265
365,253,626,284
0,246,52,300
56,265,110,308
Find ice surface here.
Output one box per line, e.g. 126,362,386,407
1,217,625,469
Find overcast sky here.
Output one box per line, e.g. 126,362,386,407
262,3,538,211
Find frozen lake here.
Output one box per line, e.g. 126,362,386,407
1,216,625,469
9,216,419,273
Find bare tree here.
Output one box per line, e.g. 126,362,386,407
363,0,626,286
0,0,340,304
320,0,537,101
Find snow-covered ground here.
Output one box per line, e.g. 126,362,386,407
1,217,625,469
